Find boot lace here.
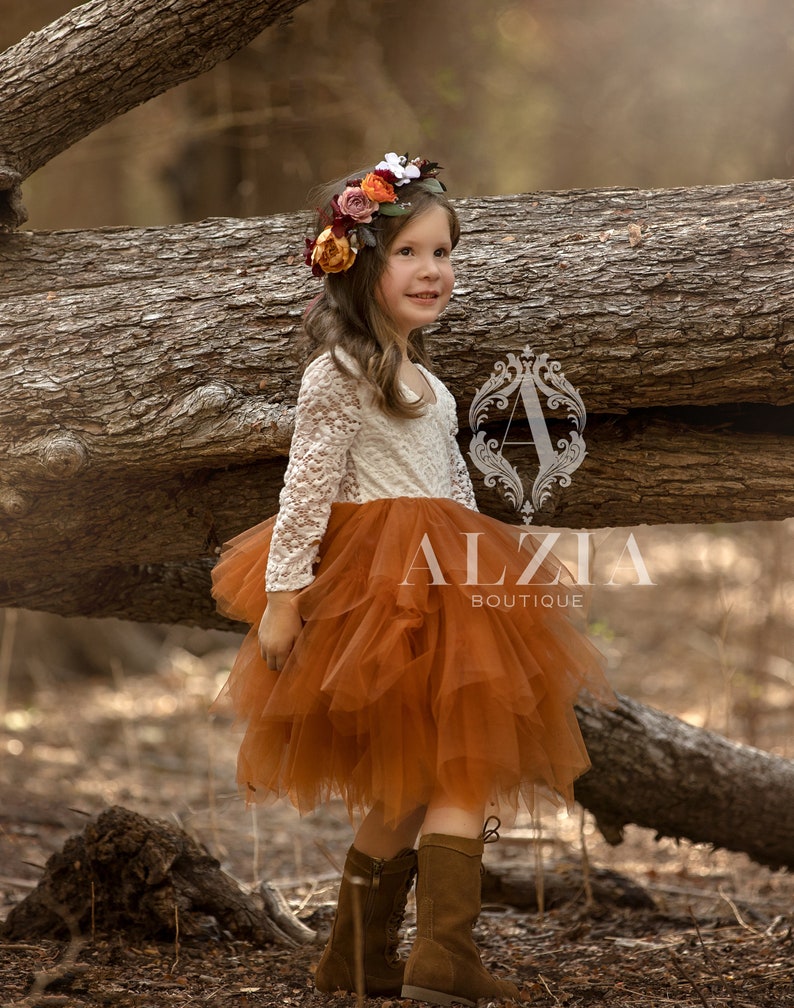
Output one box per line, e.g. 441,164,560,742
482,815,502,844
479,816,502,879
384,860,417,966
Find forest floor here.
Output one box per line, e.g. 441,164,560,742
1,521,793,1007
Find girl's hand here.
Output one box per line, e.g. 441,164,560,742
258,590,303,672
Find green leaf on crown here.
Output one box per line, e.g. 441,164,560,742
378,203,410,216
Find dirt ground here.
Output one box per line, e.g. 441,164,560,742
1,521,793,1007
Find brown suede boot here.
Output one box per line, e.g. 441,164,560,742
314,844,417,996
401,833,521,1007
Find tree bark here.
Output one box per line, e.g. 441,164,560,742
0,0,310,229
575,695,794,872
2,408,793,626
1,178,792,624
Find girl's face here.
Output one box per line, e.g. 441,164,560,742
376,204,455,347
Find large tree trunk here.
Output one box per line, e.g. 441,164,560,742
0,0,310,229
1,179,792,623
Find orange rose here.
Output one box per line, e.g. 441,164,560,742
311,227,357,274
361,172,397,204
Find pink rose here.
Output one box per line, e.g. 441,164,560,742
337,186,379,223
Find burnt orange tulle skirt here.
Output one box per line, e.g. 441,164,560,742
211,497,613,826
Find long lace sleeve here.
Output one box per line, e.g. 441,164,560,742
266,355,363,590
448,412,479,512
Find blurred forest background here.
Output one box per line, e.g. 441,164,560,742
4,0,794,229
1,0,793,815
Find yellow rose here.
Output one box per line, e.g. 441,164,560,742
311,227,357,274
361,172,397,204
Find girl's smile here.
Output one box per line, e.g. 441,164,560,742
376,204,455,346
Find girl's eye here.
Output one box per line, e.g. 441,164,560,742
397,247,412,256
434,248,449,258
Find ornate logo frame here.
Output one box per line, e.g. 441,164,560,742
468,346,587,523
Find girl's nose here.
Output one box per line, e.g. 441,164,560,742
418,254,441,278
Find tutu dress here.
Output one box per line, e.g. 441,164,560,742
212,351,613,827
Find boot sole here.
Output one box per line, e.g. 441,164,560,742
401,984,476,1007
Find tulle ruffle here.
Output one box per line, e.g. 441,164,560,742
212,497,613,826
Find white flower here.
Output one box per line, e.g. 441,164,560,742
376,151,421,186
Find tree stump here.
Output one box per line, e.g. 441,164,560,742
1,805,313,946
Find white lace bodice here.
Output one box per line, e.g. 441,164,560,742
266,351,479,590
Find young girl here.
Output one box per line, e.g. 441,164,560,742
212,152,613,1006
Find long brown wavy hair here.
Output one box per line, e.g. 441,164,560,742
302,175,460,418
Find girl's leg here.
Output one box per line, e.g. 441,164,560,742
354,802,426,857
315,803,425,996
402,794,521,1005
421,799,485,839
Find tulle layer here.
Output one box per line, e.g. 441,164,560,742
212,497,613,826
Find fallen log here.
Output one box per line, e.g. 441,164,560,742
1,179,792,625
481,858,655,913
575,694,794,872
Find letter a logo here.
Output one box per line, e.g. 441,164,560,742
468,346,586,523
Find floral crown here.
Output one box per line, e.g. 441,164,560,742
304,152,445,277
